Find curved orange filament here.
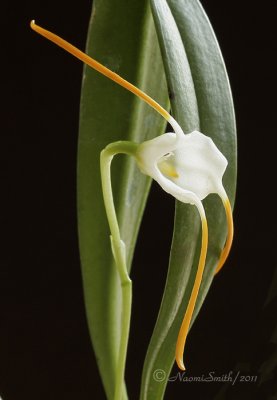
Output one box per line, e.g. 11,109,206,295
215,197,233,274
30,21,170,122
175,215,208,370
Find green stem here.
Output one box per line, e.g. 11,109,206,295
100,141,138,400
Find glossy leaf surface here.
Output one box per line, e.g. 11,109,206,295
77,1,169,399
140,0,237,398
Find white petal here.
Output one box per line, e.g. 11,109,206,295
150,165,202,207
173,131,227,200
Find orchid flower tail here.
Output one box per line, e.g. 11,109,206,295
30,20,170,123
215,195,234,274
175,202,208,370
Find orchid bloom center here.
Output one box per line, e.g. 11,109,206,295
158,153,179,178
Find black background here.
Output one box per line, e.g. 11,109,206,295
2,1,276,399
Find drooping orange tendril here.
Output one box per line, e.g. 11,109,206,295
215,197,233,274
30,21,170,122
175,214,208,370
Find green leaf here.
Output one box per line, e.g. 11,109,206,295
140,0,237,398
77,1,169,399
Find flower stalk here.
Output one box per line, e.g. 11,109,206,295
100,141,138,400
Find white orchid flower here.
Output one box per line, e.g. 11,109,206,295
135,117,233,369
31,20,234,379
